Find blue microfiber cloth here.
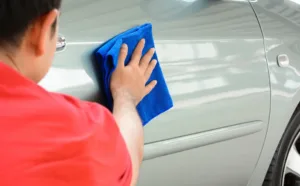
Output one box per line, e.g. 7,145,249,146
95,23,173,125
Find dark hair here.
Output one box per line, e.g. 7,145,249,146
0,0,62,48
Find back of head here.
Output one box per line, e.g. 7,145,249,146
0,0,62,49
0,0,62,82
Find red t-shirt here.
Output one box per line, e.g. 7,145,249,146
0,63,132,186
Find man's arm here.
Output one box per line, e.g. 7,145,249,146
113,94,143,186
110,39,157,186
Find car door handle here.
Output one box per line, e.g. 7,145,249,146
56,35,66,52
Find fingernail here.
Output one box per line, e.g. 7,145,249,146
122,43,127,48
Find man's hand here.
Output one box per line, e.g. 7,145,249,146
110,39,157,106
111,38,157,186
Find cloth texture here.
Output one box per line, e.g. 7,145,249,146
95,23,173,125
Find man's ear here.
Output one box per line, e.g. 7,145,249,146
29,9,59,56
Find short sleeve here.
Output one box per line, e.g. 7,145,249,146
80,99,133,186
47,93,133,186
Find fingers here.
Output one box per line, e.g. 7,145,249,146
144,59,157,81
145,80,157,95
140,48,155,71
117,44,128,69
130,39,145,65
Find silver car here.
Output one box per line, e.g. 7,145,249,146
39,0,300,185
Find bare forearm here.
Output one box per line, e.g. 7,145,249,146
110,39,156,185
112,94,144,186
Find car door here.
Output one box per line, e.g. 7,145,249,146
39,0,270,185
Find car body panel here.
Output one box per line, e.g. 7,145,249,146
37,0,276,185
248,0,300,185
41,0,270,144
140,132,264,186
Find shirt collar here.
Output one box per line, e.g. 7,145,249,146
0,62,35,87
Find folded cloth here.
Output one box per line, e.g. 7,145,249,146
95,23,173,125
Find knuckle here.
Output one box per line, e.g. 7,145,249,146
150,48,155,54
120,48,127,53
120,52,125,57
150,63,155,68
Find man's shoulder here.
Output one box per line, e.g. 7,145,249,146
1,86,119,143
48,92,117,130
49,92,110,119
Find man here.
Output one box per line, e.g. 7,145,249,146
0,0,157,186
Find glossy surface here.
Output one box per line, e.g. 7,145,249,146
144,121,263,160
38,0,300,185
248,0,300,185
41,0,270,142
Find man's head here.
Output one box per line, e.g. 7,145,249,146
0,0,62,82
